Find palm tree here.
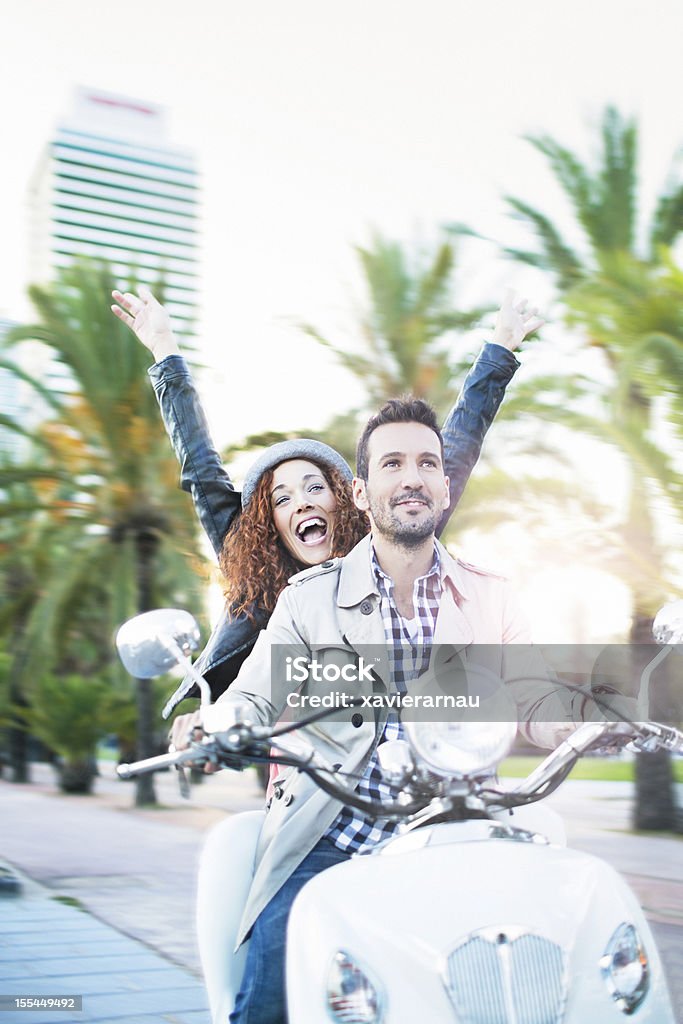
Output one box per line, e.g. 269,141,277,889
564,256,683,828
500,106,683,285
0,260,207,804
486,107,683,829
221,233,492,474
20,672,116,793
303,234,490,418
0,448,69,781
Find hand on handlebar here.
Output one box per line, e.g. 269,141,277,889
169,710,219,774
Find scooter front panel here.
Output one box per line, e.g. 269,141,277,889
285,832,674,1022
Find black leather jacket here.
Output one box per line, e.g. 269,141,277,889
148,345,519,717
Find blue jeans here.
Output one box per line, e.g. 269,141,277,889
229,837,351,1024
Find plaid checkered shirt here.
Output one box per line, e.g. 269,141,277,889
325,545,442,854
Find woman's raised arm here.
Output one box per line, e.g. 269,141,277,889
111,287,240,557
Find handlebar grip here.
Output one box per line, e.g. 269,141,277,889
117,747,200,779
628,721,683,756
659,725,683,755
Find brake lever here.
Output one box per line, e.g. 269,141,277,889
173,735,206,799
174,734,222,796
176,764,191,799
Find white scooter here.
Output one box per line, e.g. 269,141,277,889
116,604,683,1023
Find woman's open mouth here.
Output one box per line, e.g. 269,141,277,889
295,517,329,546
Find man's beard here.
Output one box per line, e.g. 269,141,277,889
367,490,440,548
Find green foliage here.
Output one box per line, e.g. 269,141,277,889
20,672,113,762
490,107,683,615
500,106,683,280
0,645,11,729
106,675,179,753
561,255,683,612
0,260,209,797
500,755,683,784
0,260,208,688
488,106,683,830
220,234,491,468
300,234,491,421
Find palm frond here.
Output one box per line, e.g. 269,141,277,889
650,184,683,252
596,106,637,252
503,197,582,288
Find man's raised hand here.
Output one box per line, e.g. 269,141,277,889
111,285,181,362
492,288,545,351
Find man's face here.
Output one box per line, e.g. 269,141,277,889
353,422,450,547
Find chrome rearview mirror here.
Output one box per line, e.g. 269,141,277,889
652,601,683,647
116,609,212,706
116,609,201,678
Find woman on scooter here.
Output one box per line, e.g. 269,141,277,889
111,285,541,733
111,285,540,732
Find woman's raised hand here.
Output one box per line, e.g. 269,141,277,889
111,285,181,362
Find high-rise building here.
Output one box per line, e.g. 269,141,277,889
29,86,200,337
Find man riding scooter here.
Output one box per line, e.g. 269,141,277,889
196,396,610,1024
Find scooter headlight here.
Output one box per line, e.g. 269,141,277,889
326,950,383,1023
599,923,649,1014
404,719,516,776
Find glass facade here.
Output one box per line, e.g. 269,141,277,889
30,90,200,337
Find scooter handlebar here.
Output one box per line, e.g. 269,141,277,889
117,745,205,779
633,721,683,755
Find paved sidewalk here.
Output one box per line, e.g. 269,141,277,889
0,871,209,1024
1,763,262,1024
1,763,263,973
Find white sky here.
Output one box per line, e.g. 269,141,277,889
4,0,683,433
4,0,683,633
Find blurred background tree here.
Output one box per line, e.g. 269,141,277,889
19,672,115,794
301,234,490,414
501,106,683,283
0,260,208,804
222,234,492,466
563,255,683,829
480,105,683,830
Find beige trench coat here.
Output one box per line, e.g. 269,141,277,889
213,535,575,947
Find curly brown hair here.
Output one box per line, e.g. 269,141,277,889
219,461,368,622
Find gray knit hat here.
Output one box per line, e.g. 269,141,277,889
241,439,353,508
